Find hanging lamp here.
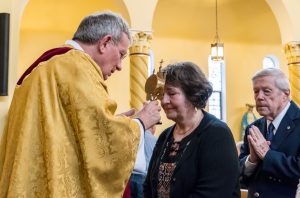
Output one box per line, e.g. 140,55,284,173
211,0,224,61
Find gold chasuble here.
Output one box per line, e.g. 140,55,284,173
0,47,140,197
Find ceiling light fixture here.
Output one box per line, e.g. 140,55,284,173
211,0,224,61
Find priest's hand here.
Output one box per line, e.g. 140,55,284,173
135,100,161,130
117,108,136,117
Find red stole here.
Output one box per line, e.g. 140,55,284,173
17,47,72,85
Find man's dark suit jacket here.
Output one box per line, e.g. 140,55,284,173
239,101,300,198
144,111,240,198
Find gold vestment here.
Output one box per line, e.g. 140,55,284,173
0,48,140,197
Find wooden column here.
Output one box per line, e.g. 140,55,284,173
284,41,300,106
129,32,152,110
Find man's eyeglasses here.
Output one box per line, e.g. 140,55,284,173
119,51,127,60
110,41,127,60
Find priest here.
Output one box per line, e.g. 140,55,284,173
0,11,161,197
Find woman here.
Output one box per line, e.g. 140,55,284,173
144,62,240,198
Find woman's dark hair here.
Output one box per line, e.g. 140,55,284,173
162,61,213,109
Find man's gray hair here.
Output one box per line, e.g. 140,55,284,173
252,68,290,92
73,11,131,44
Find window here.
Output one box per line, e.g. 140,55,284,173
208,56,226,121
263,55,279,69
148,49,155,76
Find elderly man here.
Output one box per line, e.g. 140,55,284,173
0,11,161,197
239,68,300,198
